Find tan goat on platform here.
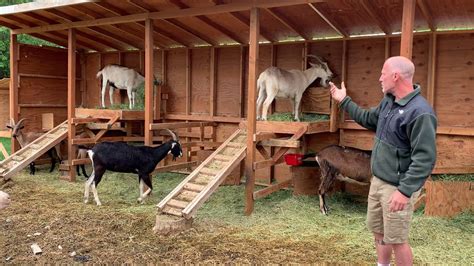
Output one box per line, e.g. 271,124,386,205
256,55,333,121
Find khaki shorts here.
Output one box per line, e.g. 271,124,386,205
367,176,421,244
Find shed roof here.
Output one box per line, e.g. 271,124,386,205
0,0,473,52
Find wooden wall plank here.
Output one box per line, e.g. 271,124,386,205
216,47,241,117
166,49,187,114
434,33,474,127
191,48,211,115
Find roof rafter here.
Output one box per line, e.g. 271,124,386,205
264,8,310,40
11,0,326,35
21,12,126,51
43,9,141,49
416,0,435,31
212,0,273,42
0,15,103,51
360,0,391,35
308,3,348,37
92,2,187,47
168,0,245,44
65,5,161,49
127,0,214,46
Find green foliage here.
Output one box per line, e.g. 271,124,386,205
267,112,329,122
431,174,474,182
0,137,11,160
0,0,60,78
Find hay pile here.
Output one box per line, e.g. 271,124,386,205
0,168,472,264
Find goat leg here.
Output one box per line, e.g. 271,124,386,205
29,162,36,175
319,194,329,215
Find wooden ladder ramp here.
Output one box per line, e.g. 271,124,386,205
0,120,69,180
157,128,247,220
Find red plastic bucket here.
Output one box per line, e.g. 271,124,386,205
284,153,304,166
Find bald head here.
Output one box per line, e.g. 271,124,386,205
385,56,415,81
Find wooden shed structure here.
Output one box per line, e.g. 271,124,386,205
1,0,473,216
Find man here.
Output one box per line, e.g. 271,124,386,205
329,56,437,266
0,190,10,210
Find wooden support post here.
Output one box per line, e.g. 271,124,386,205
400,0,416,59
67,28,77,182
245,7,259,216
384,36,391,59
210,47,216,117
186,49,191,165
9,33,19,153
144,18,154,146
427,33,437,107
239,46,246,118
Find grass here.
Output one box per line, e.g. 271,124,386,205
267,112,329,122
1,169,472,264
431,174,474,182
0,137,10,161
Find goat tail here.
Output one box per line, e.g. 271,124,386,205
316,158,339,195
96,70,103,79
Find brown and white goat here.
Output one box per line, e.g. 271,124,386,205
256,55,333,121
6,118,62,175
315,145,372,215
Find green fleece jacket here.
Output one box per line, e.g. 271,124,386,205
340,86,437,197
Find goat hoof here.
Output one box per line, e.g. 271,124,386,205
96,202,102,206
137,198,144,204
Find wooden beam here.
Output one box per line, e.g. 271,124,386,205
308,3,348,37
437,127,474,136
360,0,391,35
67,28,77,182
259,139,300,148
228,11,274,42
264,8,309,40
168,0,244,44
427,33,436,107
253,179,291,200
400,0,416,59
245,7,259,216
416,0,435,31
12,0,325,35
64,5,156,49
128,0,215,46
144,18,154,146
0,0,97,15
239,46,245,117
9,33,19,153
209,47,216,117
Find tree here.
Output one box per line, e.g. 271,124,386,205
0,0,59,78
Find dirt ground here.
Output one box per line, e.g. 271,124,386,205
1,168,472,264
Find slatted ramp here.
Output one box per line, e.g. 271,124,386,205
157,128,247,219
0,120,68,180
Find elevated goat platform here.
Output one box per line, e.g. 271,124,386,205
75,107,144,121
0,121,68,180
239,120,330,134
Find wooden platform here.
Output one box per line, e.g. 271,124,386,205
239,120,330,134
76,108,144,121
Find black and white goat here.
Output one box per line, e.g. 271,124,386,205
6,118,62,175
257,55,333,121
97,64,160,109
84,129,182,205
315,145,372,215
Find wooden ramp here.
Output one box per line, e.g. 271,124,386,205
0,121,68,180
157,129,247,219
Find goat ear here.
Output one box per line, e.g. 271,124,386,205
6,125,12,129
309,62,316,68
19,126,24,129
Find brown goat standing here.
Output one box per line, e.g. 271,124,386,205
6,118,62,175
315,145,372,215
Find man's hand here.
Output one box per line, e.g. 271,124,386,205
388,190,409,212
329,81,347,103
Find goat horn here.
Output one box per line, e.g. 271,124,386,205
17,118,27,126
162,129,178,141
306,54,325,64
